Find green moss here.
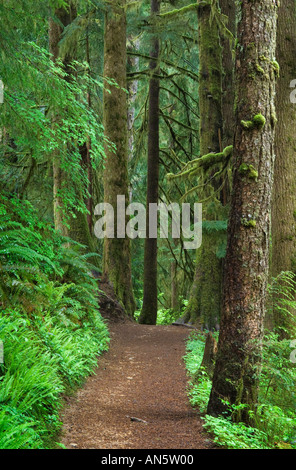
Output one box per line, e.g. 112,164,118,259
239,163,249,173
253,114,266,128
239,163,258,180
241,113,266,131
271,112,277,127
241,218,256,228
271,60,280,77
255,63,265,75
248,166,259,179
258,55,280,78
241,119,254,130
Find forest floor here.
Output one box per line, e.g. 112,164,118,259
59,313,216,449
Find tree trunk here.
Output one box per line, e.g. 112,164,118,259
180,2,223,328
199,332,218,379
207,0,279,424
171,257,178,311
220,0,236,150
138,0,161,325
271,0,296,336
185,235,223,329
103,0,136,317
127,36,140,164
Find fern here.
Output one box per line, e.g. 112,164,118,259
0,197,109,448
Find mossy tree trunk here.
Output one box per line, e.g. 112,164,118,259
183,235,222,329
220,0,236,151
207,0,279,424
271,0,296,336
102,0,136,317
127,36,140,163
180,2,223,328
138,0,161,325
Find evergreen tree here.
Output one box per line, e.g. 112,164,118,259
271,0,296,336
138,0,161,325
207,0,279,424
174,1,228,330
102,0,136,317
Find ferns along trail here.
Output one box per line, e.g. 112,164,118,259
1,0,296,452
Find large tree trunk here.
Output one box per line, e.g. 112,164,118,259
102,0,136,317
207,0,279,424
138,0,161,325
271,0,296,336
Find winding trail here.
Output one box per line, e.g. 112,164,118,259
60,321,214,449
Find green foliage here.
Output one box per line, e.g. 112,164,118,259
0,196,109,448
183,332,271,448
183,332,213,412
267,271,296,336
184,299,296,450
203,415,269,449
156,306,179,325
0,2,107,220
134,293,188,325
0,309,109,448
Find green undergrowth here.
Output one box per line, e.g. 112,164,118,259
184,327,296,449
134,294,188,325
0,195,109,449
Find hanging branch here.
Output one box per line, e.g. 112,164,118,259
159,85,200,119
126,50,199,81
160,109,190,159
160,113,198,132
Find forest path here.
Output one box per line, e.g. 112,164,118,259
60,321,214,449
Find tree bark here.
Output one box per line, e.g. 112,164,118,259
220,0,236,151
207,0,279,424
200,332,218,379
103,0,136,317
127,36,140,164
271,0,296,336
138,0,161,325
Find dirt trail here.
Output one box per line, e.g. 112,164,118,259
60,321,214,449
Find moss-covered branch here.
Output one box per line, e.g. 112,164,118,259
157,3,200,19
166,145,233,182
